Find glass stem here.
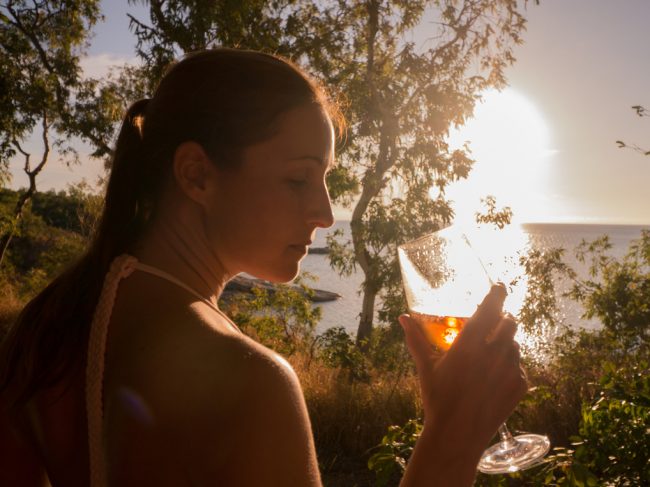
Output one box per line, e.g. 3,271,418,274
498,423,518,449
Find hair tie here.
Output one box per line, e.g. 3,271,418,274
129,98,151,138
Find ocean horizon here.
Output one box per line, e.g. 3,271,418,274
302,222,650,337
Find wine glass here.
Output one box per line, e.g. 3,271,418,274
397,225,550,474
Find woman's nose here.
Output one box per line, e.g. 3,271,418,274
308,184,335,229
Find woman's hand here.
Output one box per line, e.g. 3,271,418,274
399,284,528,486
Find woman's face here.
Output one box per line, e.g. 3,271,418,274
209,103,335,282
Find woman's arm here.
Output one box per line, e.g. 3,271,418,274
400,284,527,486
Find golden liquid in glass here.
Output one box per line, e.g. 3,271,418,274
410,312,468,351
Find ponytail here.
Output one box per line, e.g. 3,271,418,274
0,98,153,411
94,98,152,262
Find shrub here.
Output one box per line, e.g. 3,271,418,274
573,361,649,485
368,230,650,485
318,326,370,381
222,274,322,357
367,418,421,487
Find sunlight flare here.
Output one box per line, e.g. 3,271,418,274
441,88,555,224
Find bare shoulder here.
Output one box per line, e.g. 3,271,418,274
203,328,321,487
168,315,321,486
104,284,321,486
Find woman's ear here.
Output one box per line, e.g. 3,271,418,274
172,141,218,208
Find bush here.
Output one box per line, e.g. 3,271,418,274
368,230,650,486
367,418,421,487
0,185,99,300
574,361,649,485
222,274,322,357
318,326,370,381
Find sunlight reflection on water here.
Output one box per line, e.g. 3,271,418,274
302,222,648,362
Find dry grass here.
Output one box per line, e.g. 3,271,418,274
288,340,607,485
289,353,420,486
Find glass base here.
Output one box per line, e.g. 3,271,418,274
478,433,551,474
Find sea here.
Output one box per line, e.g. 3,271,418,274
300,222,649,338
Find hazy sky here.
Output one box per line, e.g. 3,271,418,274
7,0,650,224
499,0,650,224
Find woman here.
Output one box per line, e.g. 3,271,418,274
0,49,526,486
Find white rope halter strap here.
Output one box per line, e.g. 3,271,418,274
85,253,244,486
86,254,138,487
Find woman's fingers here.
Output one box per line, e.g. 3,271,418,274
399,314,436,371
399,297,529,446
490,313,518,344
485,314,521,374
455,284,507,347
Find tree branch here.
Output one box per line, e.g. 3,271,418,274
11,139,31,173
30,112,50,179
5,4,57,77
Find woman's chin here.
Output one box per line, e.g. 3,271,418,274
248,262,301,284
270,265,301,284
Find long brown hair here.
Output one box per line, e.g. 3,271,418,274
0,48,342,411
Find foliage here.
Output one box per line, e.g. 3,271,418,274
0,0,105,266
1,184,101,236
0,0,102,172
517,245,577,358
222,275,322,357
294,346,419,487
574,361,649,485
367,418,422,487
309,0,531,343
126,0,298,89
368,230,650,486
474,358,650,486
475,195,514,230
67,62,150,165
369,342,649,487
0,184,99,298
1,210,84,296
1,184,101,237
317,326,370,382
567,230,650,344
317,321,411,382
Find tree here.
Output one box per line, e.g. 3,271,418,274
290,0,530,344
0,0,102,266
121,0,531,344
126,0,298,90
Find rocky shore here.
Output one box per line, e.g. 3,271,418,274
307,246,329,255
223,274,341,302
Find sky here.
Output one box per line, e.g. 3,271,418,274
7,0,650,225
439,0,650,225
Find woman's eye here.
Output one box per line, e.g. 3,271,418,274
287,178,308,187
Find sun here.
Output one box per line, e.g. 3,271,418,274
435,88,554,224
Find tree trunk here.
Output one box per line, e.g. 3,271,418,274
0,189,32,268
0,121,50,269
0,232,15,268
356,280,378,347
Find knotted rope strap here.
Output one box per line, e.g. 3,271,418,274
86,254,138,487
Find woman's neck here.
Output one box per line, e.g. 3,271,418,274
130,208,233,308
